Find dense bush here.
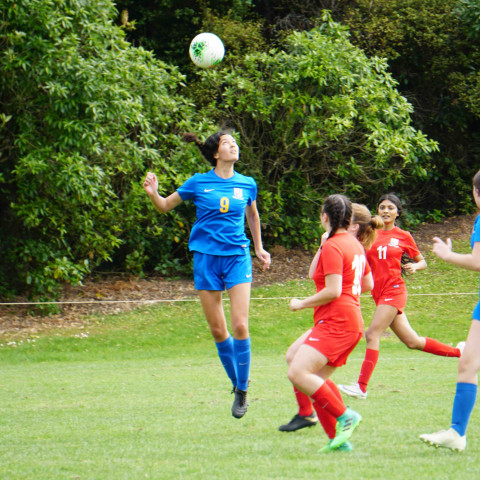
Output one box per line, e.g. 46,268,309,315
201,16,438,248
0,0,213,300
0,2,462,303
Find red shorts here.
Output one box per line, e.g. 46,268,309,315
303,323,362,367
372,286,407,314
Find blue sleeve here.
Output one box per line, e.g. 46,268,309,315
177,175,197,201
248,177,257,206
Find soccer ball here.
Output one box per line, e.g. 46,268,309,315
189,33,225,69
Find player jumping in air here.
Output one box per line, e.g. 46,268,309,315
143,131,270,419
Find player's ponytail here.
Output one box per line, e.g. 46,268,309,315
183,131,231,167
352,203,384,250
323,194,352,239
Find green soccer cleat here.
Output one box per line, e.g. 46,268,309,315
330,408,362,449
320,439,354,453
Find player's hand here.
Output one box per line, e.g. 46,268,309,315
432,236,453,260
256,249,271,270
143,172,158,196
289,298,304,312
402,262,416,274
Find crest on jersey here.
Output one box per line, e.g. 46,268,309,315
233,188,244,200
389,238,400,247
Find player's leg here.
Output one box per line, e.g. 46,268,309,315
339,304,397,397
451,320,480,434
420,320,480,451
226,257,252,419
289,345,361,450
279,330,318,432
420,317,480,450
198,289,238,389
228,281,251,391
391,313,461,357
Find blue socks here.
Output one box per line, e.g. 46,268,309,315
215,336,251,391
451,382,477,436
215,336,237,389
233,337,251,391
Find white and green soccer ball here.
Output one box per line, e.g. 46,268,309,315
189,33,225,69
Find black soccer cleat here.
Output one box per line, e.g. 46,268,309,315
231,387,248,419
278,413,318,432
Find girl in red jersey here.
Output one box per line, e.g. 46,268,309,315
287,195,374,452
279,204,383,434
339,194,462,400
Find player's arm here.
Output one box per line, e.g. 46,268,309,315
245,201,271,270
290,274,341,311
361,272,374,293
403,252,427,274
433,237,480,271
143,172,183,213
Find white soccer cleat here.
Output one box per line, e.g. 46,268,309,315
338,382,367,400
456,341,466,356
419,428,466,452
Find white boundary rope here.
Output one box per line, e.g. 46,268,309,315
0,292,478,306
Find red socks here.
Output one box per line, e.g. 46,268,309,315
294,387,314,417
312,379,344,438
423,337,461,357
311,380,347,440
358,348,379,393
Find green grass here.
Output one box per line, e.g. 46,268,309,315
1,246,479,479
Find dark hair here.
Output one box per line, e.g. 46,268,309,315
322,194,352,239
352,203,384,250
183,131,232,167
377,193,403,217
474,170,480,192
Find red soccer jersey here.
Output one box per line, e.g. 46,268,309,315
366,226,420,299
312,232,370,333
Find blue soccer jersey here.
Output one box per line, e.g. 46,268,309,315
177,169,257,256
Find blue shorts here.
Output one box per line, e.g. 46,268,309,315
473,300,480,321
193,252,252,291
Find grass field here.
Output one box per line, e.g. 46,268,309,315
1,247,479,479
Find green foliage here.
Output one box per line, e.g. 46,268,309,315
455,0,480,40
338,0,480,213
0,0,213,298
201,15,438,247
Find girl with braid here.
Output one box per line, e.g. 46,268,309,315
286,195,373,452
143,131,270,419
279,203,383,435
339,194,462,400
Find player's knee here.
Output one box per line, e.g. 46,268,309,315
209,324,228,341
365,329,380,344
458,355,480,378
232,321,249,339
287,366,298,385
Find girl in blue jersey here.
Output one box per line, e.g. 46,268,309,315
420,169,480,452
143,131,271,419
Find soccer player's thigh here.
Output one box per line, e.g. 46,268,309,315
367,304,398,337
